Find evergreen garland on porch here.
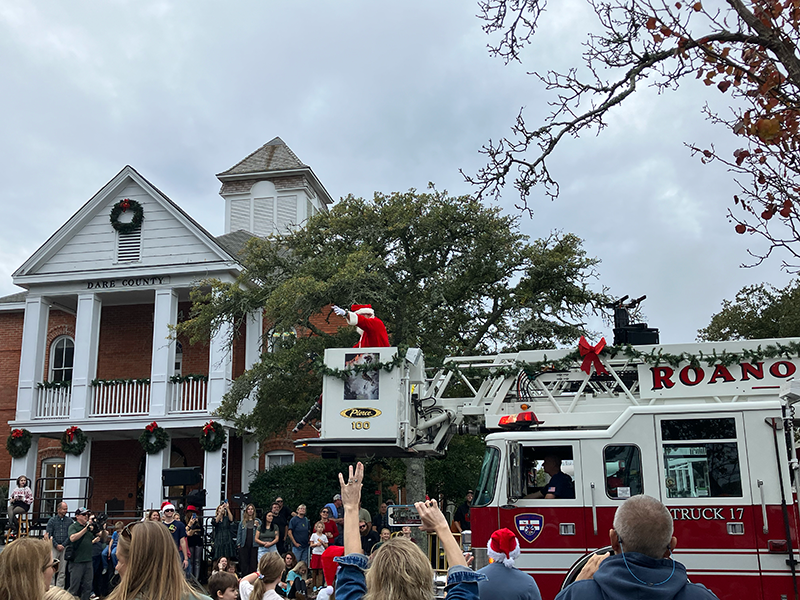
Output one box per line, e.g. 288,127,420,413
61,426,88,456
6,428,32,459
139,421,169,455
199,420,225,452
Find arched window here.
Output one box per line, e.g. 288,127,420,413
49,336,74,382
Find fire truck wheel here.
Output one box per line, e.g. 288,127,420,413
561,546,614,589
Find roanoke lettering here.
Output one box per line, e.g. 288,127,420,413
651,361,797,390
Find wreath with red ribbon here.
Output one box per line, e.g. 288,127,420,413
6,428,32,459
109,198,144,234
139,421,169,455
61,426,88,456
199,420,225,452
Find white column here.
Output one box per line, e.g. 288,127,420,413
204,429,229,506
241,437,260,493
70,293,102,420
143,443,172,511
208,318,233,413
63,440,92,512
16,297,51,421
8,435,40,487
150,289,179,416
241,310,263,414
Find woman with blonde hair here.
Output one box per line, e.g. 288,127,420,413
106,520,210,600
237,503,261,576
334,462,483,600
0,536,59,600
239,552,284,600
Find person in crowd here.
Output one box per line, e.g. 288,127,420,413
287,504,310,564
371,528,391,554
162,502,190,575
185,506,204,581
357,503,371,527
309,521,328,589
358,520,379,555
239,552,284,600
0,536,57,600
477,528,541,600
92,519,110,598
237,503,261,576
279,553,297,593
270,502,289,555
333,462,483,600
106,520,211,600
7,474,34,538
323,494,344,526
371,502,389,533
453,490,473,533
526,456,575,500
208,571,239,600
146,510,161,522
274,498,293,524
256,509,280,559
285,561,311,599
318,507,339,543
555,495,720,600
43,587,77,600
108,521,124,572
68,508,98,600
212,556,230,574
45,502,73,588
213,501,236,561
399,525,415,541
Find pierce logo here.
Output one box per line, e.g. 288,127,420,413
515,513,544,543
340,408,382,418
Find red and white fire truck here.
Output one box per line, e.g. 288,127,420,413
298,338,800,600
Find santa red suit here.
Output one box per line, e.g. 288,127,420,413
340,304,389,347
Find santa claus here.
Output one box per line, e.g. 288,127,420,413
332,303,389,348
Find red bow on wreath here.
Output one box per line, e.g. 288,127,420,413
203,421,215,435
120,199,131,212
66,426,78,442
11,429,23,439
145,421,158,433
578,336,609,376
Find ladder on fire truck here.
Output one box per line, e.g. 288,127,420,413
297,338,800,459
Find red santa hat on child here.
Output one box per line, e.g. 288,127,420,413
350,304,374,316
487,528,521,567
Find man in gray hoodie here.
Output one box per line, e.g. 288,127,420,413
555,495,719,600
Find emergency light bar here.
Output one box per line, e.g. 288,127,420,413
498,411,543,430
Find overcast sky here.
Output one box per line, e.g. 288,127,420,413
0,0,793,345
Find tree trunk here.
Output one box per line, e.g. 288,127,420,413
403,457,428,554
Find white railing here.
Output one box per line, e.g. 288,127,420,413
91,381,151,416
35,386,72,419
169,379,208,413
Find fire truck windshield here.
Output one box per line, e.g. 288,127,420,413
473,446,500,507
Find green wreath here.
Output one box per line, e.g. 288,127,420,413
139,422,169,455
109,198,144,234
6,428,32,459
199,420,225,452
61,427,88,456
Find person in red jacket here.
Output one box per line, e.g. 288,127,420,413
333,304,389,348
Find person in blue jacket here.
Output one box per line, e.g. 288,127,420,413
555,494,720,600
333,462,484,600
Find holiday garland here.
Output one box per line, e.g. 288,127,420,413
6,428,32,459
109,198,144,234
199,420,225,452
37,380,73,390
91,377,150,386
170,374,209,384
139,421,169,455
61,426,88,456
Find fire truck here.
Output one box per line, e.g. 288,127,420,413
297,338,800,600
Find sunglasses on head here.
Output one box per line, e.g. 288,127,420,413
121,521,141,540
43,558,60,573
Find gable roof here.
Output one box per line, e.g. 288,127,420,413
14,166,242,284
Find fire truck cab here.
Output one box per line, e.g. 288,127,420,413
298,338,800,600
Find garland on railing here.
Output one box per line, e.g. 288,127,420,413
169,374,209,384
199,420,225,452
139,421,169,455
91,378,151,386
37,380,72,390
61,426,88,456
6,428,32,459
311,340,800,381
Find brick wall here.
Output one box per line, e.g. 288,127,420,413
97,304,154,379
0,311,24,481
89,440,144,514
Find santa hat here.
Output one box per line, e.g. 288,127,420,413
161,502,175,512
351,304,374,316
487,528,521,567
324,545,345,588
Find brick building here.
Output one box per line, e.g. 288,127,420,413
0,137,333,518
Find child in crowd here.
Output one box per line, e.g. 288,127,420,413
286,562,311,599
371,528,391,554
239,552,284,600
208,571,239,600
309,522,328,590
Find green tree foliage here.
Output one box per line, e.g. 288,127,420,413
178,188,607,439
425,435,486,508
698,280,800,340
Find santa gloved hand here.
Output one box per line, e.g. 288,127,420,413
332,305,347,317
